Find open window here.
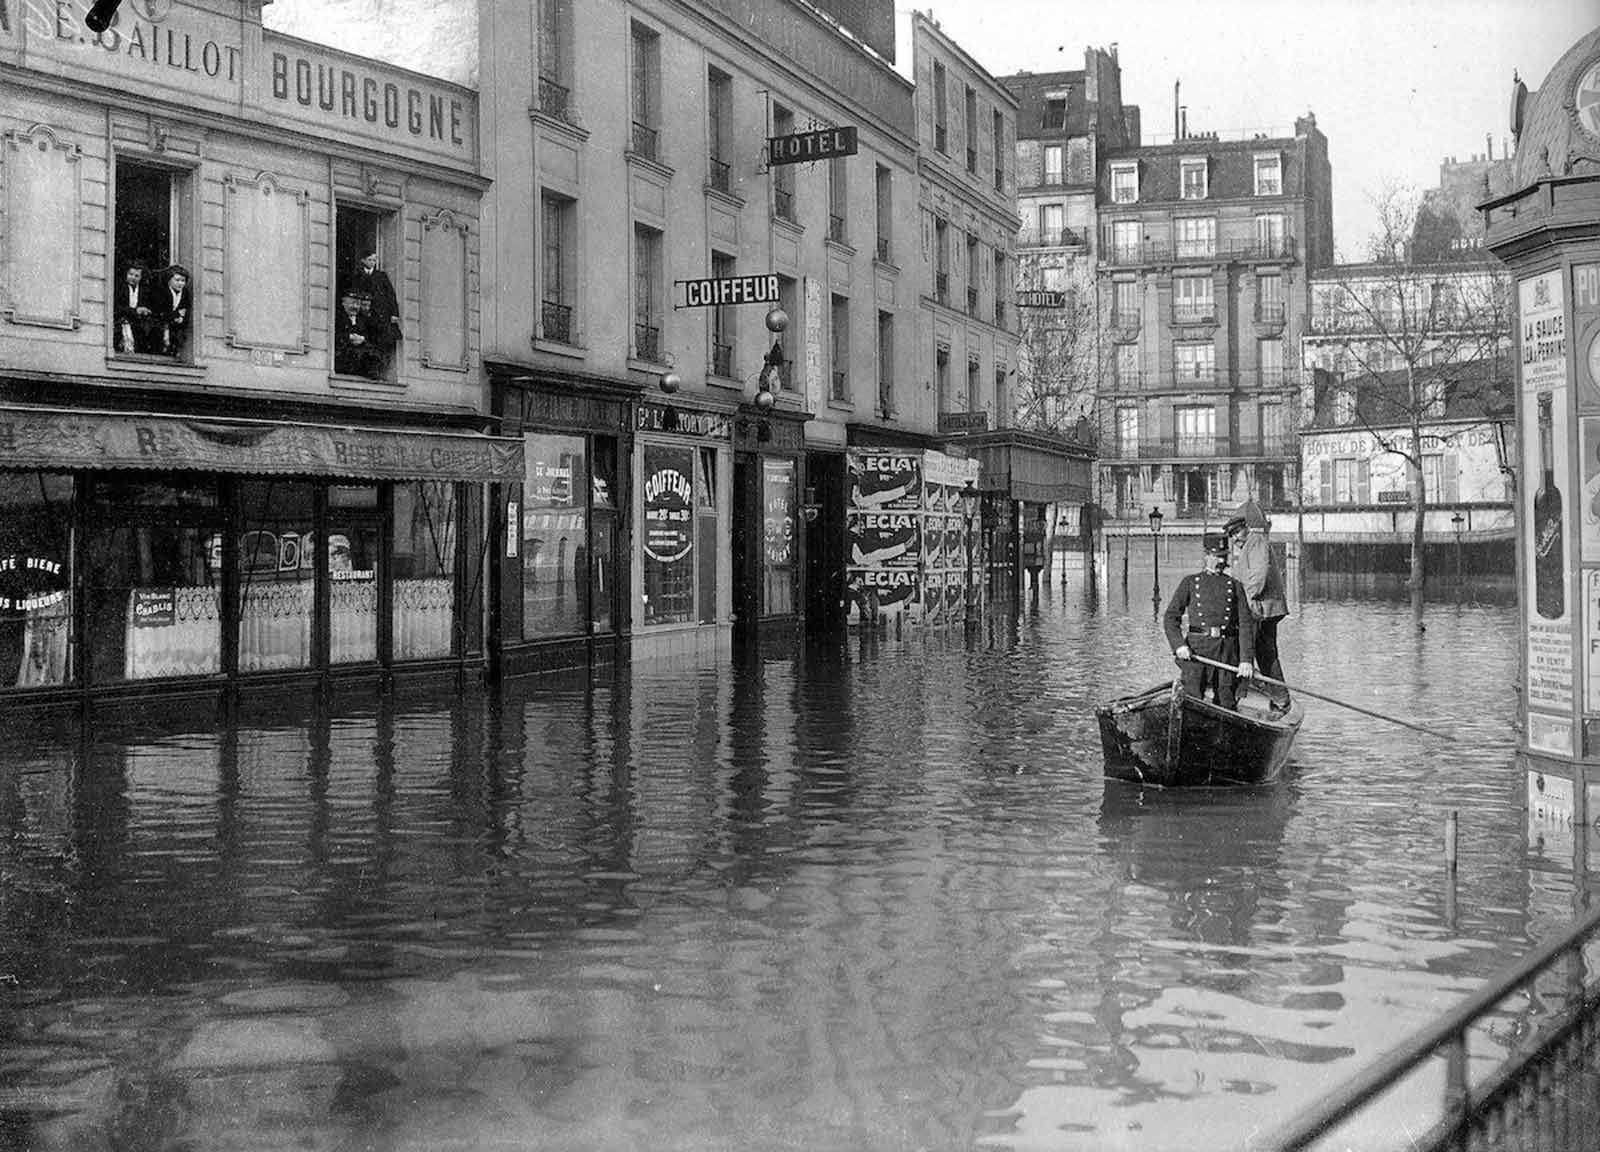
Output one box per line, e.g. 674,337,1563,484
113,157,194,361
334,204,400,381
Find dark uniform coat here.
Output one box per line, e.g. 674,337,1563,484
1162,568,1256,709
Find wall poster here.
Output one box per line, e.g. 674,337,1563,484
641,445,695,626
1520,270,1574,752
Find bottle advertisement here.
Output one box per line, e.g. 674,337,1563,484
1519,270,1574,756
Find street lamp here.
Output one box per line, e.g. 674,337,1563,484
1451,510,1465,592
1148,506,1164,608
756,307,788,412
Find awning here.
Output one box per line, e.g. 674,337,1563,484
0,406,524,483
969,440,1093,504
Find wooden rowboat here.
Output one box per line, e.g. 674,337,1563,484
1096,680,1303,788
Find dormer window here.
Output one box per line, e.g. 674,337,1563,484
1254,152,1282,196
1180,157,1208,200
1110,161,1138,204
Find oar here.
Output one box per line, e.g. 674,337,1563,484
1184,653,1459,742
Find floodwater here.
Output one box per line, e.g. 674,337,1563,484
0,580,1571,1152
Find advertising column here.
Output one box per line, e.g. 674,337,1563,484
1519,269,1576,760
845,451,922,625
1576,263,1600,737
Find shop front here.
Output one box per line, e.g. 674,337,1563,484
0,404,522,705
489,367,635,677
633,399,736,661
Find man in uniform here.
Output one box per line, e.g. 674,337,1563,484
1162,532,1255,710
1225,501,1291,716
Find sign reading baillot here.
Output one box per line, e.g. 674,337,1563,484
766,126,858,166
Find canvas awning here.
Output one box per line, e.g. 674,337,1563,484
0,405,523,482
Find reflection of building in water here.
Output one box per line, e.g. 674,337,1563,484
0,2,520,700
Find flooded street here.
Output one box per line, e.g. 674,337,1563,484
0,585,1565,1151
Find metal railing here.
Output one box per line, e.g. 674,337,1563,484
773,185,795,222
993,301,1006,328
935,272,949,305
966,146,977,173
1101,435,1299,461
1269,902,1600,1152
630,121,659,161
538,76,572,123
1173,304,1216,324
708,157,730,193
1018,227,1084,248
1257,301,1287,324
876,236,891,263
967,286,980,316
831,370,847,401
828,213,846,243
1102,236,1299,267
541,300,573,345
711,341,733,378
935,124,947,153
634,323,660,363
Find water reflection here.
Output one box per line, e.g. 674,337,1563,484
0,587,1576,1150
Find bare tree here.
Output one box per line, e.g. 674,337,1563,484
1311,184,1513,611
1012,257,1103,436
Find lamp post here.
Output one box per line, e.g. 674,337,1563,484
1451,510,1465,594
756,307,787,412
1149,506,1164,609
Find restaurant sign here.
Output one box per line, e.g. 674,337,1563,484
0,553,67,614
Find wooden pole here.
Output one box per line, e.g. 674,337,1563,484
1185,653,1459,742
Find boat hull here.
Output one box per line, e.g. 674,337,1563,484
1096,681,1302,787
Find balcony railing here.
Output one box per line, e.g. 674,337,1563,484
935,124,947,153
1018,227,1084,248
994,166,1004,190
1101,435,1300,461
878,382,894,416
538,76,572,123
1110,309,1141,330
708,157,731,193
828,213,846,243
711,342,733,378
1173,304,1216,324
541,300,573,345
1112,371,1143,391
831,370,848,401
967,286,980,316
1256,301,1287,324
773,185,795,222
966,146,977,172
993,301,1006,328
630,121,659,161
935,272,949,305
875,236,891,263
634,323,661,363
1102,236,1299,267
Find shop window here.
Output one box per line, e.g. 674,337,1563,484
81,476,221,684
591,437,618,633
642,444,696,625
233,480,316,673
0,472,75,688
328,485,381,664
113,157,194,360
393,481,457,659
762,457,796,616
695,447,718,625
522,432,590,639
335,204,400,380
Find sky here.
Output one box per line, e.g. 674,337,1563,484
899,0,1596,256
265,0,1597,258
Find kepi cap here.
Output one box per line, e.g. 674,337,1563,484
1202,532,1229,556
1223,516,1248,535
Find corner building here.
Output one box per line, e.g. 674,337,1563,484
1097,113,1333,547
478,0,920,665
0,0,517,711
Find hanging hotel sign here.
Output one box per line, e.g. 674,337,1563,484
766,126,858,166
675,274,780,309
1016,289,1068,309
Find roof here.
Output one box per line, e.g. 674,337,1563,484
1510,25,1600,186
